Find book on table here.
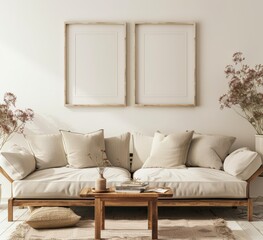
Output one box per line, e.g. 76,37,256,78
115,181,149,193
120,181,149,187
114,188,145,193
144,188,169,193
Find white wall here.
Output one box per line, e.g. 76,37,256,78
0,0,263,198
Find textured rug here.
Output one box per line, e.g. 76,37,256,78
9,218,235,240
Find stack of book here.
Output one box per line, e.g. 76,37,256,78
115,181,149,193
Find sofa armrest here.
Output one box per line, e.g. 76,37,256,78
0,166,14,183
246,165,263,183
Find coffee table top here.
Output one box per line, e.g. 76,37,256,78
80,187,173,198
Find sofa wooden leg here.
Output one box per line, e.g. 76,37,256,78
247,198,253,221
8,198,14,222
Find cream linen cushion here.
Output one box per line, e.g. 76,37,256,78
26,207,80,229
187,133,236,169
61,129,107,168
142,131,194,168
25,134,67,170
0,145,35,180
132,133,153,172
105,132,130,170
224,148,262,180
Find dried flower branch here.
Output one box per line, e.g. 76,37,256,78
0,92,34,150
219,52,263,134
88,150,112,175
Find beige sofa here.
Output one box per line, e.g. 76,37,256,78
0,130,262,222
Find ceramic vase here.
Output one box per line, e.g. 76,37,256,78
255,135,263,160
95,173,106,191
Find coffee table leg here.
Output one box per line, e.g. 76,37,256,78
101,200,105,230
151,199,158,240
148,200,152,230
95,198,101,240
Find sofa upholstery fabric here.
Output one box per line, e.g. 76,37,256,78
25,134,67,170
105,132,130,170
132,132,153,172
224,147,262,180
61,129,107,168
13,167,131,198
143,131,193,168
134,167,247,198
187,133,236,169
0,145,36,180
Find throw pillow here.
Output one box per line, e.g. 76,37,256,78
105,132,131,170
224,147,262,180
61,129,108,168
131,132,153,172
186,133,236,169
0,145,35,180
26,207,80,229
142,131,194,168
25,133,67,170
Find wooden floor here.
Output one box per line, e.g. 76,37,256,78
1,199,263,240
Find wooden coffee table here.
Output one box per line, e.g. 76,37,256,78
80,187,173,240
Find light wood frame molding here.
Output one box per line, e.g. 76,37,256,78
0,166,13,183
64,21,127,107
134,22,196,107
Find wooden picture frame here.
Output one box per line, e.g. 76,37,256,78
134,22,196,107
65,22,126,106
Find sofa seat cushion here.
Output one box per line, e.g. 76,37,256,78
133,167,247,198
13,167,131,198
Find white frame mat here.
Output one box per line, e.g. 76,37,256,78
65,22,126,106
134,22,196,106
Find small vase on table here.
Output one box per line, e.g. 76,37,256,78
95,171,107,191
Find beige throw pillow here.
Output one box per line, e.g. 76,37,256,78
0,145,35,180
187,133,236,169
26,207,80,229
224,147,262,180
105,132,130,170
132,133,153,172
61,129,108,168
142,131,194,168
25,134,67,170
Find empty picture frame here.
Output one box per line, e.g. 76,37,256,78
134,22,196,106
65,22,126,106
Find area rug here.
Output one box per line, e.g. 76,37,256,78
9,218,235,240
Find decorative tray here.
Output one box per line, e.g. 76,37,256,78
91,188,111,193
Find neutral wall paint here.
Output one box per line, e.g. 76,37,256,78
0,0,263,198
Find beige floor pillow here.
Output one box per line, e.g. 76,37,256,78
26,207,80,229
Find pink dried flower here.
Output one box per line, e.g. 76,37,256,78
0,92,34,149
4,92,16,106
219,52,263,134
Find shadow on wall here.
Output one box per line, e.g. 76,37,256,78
25,113,71,134
2,114,71,151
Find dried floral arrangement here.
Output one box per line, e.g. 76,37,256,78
88,150,112,175
219,52,263,134
0,92,34,149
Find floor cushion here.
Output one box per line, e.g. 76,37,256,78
26,207,80,229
